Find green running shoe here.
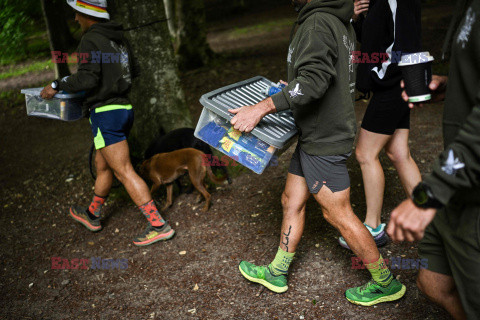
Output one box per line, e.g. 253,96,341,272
238,261,288,293
133,223,175,246
70,206,102,232
345,278,406,306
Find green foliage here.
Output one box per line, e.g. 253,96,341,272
0,89,24,110
0,59,54,80
231,18,294,36
0,0,44,64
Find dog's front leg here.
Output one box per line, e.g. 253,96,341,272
162,183,174,211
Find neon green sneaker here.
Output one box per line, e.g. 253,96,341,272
238,261,288,293
345,278,406,306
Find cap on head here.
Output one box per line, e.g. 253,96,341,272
66,0,110,20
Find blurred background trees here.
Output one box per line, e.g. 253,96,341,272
40,0,75,78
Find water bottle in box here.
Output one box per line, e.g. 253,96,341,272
20,88,85,121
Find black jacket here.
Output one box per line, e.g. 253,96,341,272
56,22,138,110
352,0,422,92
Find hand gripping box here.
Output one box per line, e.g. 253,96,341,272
20,88,85,121
194,76,297,174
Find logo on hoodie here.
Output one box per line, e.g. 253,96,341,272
343,35,355,76
289,83,304,99
110,40,131,84
441,150,465,175
457,8,476,49
287,46,294,64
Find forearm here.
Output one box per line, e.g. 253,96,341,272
57,70,99,93
423,106,480,204
259,97,277,116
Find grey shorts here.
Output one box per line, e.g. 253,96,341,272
288,145,351,194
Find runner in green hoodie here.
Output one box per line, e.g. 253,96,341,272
388,1,480,318
230,0,405,306
40,0,175,246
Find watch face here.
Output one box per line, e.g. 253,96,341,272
413,186,428,206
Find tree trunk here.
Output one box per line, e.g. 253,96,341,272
163,0,177,38
40,0,74,79
173,0,213,70
108,0,193,159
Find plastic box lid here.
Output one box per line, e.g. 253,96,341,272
199,76,297,148
20,87,85,99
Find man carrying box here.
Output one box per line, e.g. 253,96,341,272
40,0,175,246
230,0,406,306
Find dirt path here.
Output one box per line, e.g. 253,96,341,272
0,2,454,319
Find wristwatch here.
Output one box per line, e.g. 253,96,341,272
412,182,444,209
51,80,59,90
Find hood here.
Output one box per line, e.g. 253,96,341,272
88,21,124,42
297,0,353,25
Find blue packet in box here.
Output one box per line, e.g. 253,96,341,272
197,121,228,148
197,120,275,174
225,127,274,158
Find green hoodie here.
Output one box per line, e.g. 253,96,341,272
56,22,137,110
271,0,356,156
423,1,480,205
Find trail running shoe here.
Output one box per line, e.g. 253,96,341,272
69,206,102,232
345,278,406,306
339,223,388,250
238,261,288,293
133,223,175,246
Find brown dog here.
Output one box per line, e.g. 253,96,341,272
140,148,227,212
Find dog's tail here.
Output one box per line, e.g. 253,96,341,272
205,164,228,185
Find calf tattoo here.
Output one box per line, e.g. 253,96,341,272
282,225,292,252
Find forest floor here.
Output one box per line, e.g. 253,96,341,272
0,2,456,319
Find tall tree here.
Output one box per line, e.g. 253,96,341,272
172,0,212,70
40,0,75,78
163,0,176,38
108,0,193,158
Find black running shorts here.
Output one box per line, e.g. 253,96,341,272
361,85,410,135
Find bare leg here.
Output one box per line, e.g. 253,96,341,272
355,128,392,228
99,140,152,206
417,269,467,320
385,129,421,197
312,186,379,263
278,174,311,253
93,150,113,197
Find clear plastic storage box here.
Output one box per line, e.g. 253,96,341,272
194,76,298,174
20,88,85,121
